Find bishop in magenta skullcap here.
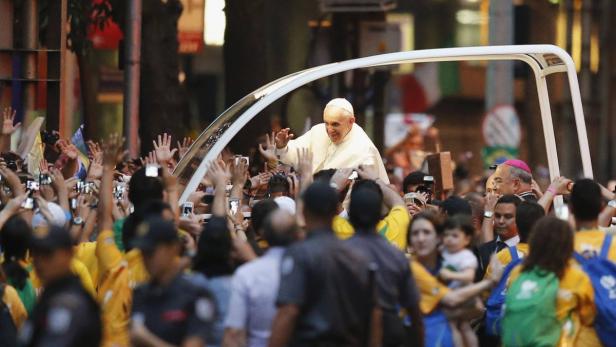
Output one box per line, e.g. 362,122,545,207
503,159,532,174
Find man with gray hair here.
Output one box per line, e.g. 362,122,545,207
493,159,537,202
274,98,389,182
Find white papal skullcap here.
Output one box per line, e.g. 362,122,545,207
274,196,296,214
325,98,354,116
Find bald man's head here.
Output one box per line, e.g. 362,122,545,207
263,209,298,247
324,98,355,144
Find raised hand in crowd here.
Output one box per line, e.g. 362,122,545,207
57,139,79,160
330,167,354,192
406,200,424,217
0,107,20,152
357,164,405,208
179,211,203,239
274,128,294,149
65,176,79,199
537,176,572,212
356,164,379,181
176,136,194,159
87,140,103,160
296,148,313,228
481,191,500,242
0,192,28,228
1,106,20,136
50,167,70,212
86,140,104,179
259,132,278,168
230,156,248,202
296,148,313,184
56,138,81,179
141,151,158,166
153,133,177,169
0,165,25,196
207,160,228,217
87,154,104,181
38,159,55,201
99,134,125,230
249,171,273,191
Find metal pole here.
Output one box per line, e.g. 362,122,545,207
561,0,574,176
124,0,142,157
598,0,610,181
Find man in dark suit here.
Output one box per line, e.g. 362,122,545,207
474,194,521,347
474,194,521,281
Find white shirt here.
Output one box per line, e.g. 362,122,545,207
276,123,389,183
500,235,520,247
224,247,285,347
442,249,478,272
442,248,478,289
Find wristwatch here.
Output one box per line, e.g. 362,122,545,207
484,211,494,219
608,200,616,209
72,216,84,226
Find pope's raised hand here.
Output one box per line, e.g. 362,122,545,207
274,128,294,149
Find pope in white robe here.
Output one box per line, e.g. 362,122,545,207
274,98,389,183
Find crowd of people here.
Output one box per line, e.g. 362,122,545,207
0,98,615,347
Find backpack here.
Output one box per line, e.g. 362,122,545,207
0,284,18,347
501,267,561,347
573,234,616,347
485,246,523,336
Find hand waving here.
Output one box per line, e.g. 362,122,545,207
258,132,278,162
153,133,177,165
57,139,79,160
1,107,20,136
87,140,103,162
177,137,193,159
230,158,248,186
101,134,125,167
274,128,294,149
207,161,228,189
296,148,313,178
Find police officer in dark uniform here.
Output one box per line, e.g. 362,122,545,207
19,226,101,347
269,181,380,347
345,180,424,347
130,217,216,347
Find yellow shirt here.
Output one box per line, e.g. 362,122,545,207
508,263,596,347
3,284,27,329
484,243,529,281
333,205,410,250
74,242,100,286
575,229,616,261
96,229,149,347
573,229,615,347
28,258,95,298
409,260,450,315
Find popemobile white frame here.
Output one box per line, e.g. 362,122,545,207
174,44,591,210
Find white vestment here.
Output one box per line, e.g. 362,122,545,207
276,123,389,183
